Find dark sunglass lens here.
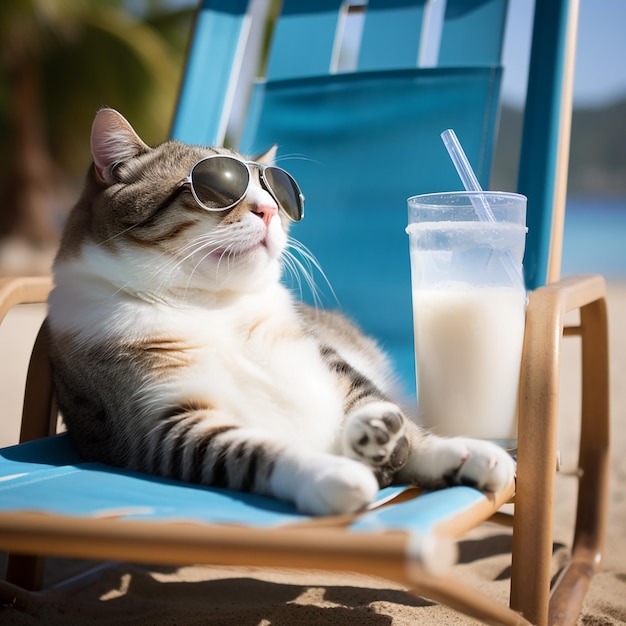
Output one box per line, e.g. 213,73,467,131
191,157,248,210
264,167,303,221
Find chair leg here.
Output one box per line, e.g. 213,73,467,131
511,277,609,626
548,297,610,624
20,321,58,444
510,286,562,626
0,579,33,609
4,321,55,597
5,554,44,592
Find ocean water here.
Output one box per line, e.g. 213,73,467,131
561,197,626,279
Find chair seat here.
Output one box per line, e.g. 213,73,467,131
0,434,511,536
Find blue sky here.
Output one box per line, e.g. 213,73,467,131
502,0,626,107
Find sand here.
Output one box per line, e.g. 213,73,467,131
1,281,624,625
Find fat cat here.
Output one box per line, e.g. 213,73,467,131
47,108,515,515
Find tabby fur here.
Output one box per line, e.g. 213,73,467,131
47,109,515,515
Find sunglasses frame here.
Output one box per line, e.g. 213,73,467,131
179,154,305,222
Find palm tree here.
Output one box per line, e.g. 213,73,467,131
0,0,193,248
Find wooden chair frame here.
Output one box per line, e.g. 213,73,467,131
0,272,609,626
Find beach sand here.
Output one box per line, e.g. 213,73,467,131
1,280,624,625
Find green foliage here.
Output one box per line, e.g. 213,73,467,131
0,0,194,178
567,99,626,195
492,98,626,197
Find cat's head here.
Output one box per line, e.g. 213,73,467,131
56,108,304,298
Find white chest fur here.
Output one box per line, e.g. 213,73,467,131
49,263,345,454
168,293,344,450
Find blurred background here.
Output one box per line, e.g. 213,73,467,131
494,0,626,281
0,0,194,272
0,0,624,278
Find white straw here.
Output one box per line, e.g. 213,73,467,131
440,129,525,289
441,129,496,223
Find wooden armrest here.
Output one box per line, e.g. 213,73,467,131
0,276,53,323
0,276,56,443
511,274,609,625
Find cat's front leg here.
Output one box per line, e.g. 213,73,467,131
270,448,379,516
341,401,411,487
184,425,380,516
397,423,516,492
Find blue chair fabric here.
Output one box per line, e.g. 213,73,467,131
0,434,491,535
240,67,502,395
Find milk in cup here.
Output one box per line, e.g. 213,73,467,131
407,193,527,448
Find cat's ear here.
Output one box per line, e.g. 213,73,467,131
90,108,150,184
253,144,278,165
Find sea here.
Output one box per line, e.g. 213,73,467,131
561,196,626,279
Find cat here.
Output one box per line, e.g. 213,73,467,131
47,108,516,516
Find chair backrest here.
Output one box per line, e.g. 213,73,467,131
171,0,577,397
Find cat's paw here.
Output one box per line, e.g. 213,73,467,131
343,402,410,487
454,438,516,492
404,437,515,493
295,456,379,516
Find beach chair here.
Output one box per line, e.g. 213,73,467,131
0,1,609,624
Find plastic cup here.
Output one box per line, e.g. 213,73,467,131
406,191,528,449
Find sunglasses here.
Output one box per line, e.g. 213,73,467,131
180,155,305,222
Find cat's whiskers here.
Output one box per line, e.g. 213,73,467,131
95,222,142,248
153,231,229,296
280,253,304,299
282,237,338,308
110,280,135,298
214,242,241,290
282,249,324,306
186,237,233,295
157,226,256,297
271,153,320,166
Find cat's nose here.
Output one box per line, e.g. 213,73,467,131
253,202,278,227
248,187,278,227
